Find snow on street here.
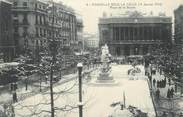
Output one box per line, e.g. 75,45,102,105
14,65,156,117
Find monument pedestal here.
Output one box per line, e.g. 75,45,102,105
97,72,113,81
89,72,118,86
89,44,118,86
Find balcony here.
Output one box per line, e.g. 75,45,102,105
12,6,34,12
63,43,70,47
22,20,29,25
13,21,29,26
108,40,163,45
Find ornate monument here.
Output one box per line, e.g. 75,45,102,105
97,44,114,82
128,63,141,80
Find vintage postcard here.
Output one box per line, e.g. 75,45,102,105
0,0,183,116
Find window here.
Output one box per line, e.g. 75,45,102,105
44,29,46,37
36,28,39,37
23,27,28,37
39,5,42,9
23,2,27,7
40,16,42,25
43,16,46,25
13,19,19,24
14,13,18,17
23,14,28,24
14,2,17,6
40,28,42,36
14,27,18,33
36,15,38,24
40,40,43,46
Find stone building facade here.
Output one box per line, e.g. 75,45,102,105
47,2,77,55
174,5,183,55
76,16,84,51
8,0,77,57
99,12,172,56
0,0,15,62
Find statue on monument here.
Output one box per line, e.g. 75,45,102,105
100,44,111,73
97,44,113,82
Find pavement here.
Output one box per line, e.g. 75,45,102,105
13,65,156,117
0,65,97,105
151,69,183,117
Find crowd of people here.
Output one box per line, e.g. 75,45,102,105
153,77,166,88
146,62,175,100
143,44,183,117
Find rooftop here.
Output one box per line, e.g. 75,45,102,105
99,11,172,24
99,16,172,24
0,0,12,5
174,4,183,13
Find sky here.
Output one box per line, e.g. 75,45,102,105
55,0,183,34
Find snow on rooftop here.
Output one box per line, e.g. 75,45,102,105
0,62,19,68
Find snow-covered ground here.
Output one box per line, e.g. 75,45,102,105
14,65,156,117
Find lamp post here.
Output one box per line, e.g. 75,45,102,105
77,63,83,117
39,64,42,92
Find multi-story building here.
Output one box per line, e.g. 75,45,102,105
174,5,183,56
9,0,77,60
76,15,84,51
0,0,15,62
83,34,99,49
9,0,48,58
99,11,172,56
47,2,77,55
46,1,77,68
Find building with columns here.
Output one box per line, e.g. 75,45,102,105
99,11,172,56
174,5,183,56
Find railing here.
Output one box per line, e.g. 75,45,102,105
146,78,158,117
13,22,29,26
108,40,163,44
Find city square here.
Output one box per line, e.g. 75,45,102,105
0,0,183,117
13,65,156,117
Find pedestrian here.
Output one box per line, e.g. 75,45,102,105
148,75,152,85
15,92,17,102
10,83,13,91
157,81,159,88
145,70,147,76
165,77,167,84
159,80,162,88
153,79,156,87
170,87,174,98
168,78,171,86
162,111,167,117
179,112,183,117
152,66,156,75
15,83,18,90
163,78,166,88
161,80,164,88
167,89,171,99
160,69,162,75
156,88,160,100
13,91,16,103
154,68,156,75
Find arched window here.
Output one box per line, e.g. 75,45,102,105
116,47,121,56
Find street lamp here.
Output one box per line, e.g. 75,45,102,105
77,62,83,117
39,64,43,92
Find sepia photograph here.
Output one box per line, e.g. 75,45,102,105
0,0,183,116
